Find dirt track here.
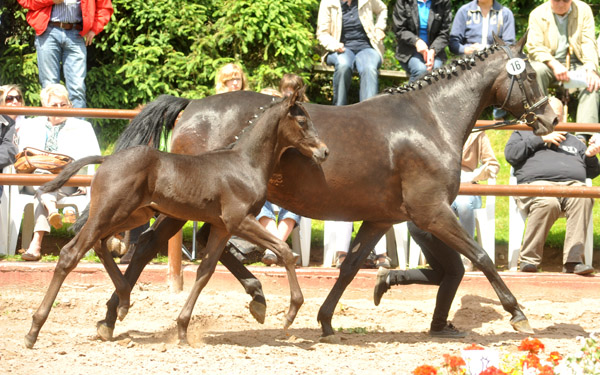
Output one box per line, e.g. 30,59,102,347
0,264,598,375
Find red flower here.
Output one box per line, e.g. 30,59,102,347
443,354,466,369
539,365,555,375
547,351,562,365
522,352,542,370
518,337,545,354
479,366,508,375
413,364,438,375
464,343,485,350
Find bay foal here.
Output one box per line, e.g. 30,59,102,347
24,89,329,348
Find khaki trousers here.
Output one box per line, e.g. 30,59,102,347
515,180,593,266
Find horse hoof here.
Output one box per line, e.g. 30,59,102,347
319,334,341,344
511,318,534,334
96,321,114,341
24,334,36,349
249,300,266,324
117,306,129,321
283,317,293,330
177,338,189,346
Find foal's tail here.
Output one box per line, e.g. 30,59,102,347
114,95,191,152
39,155,106,232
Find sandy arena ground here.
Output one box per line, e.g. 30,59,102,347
0,263,598,375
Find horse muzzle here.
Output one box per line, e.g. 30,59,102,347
311,143,329,164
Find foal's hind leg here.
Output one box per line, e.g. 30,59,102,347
177,225,230,345
25,231,99,348
412,204,532,333
200,223,267,323
317,221,390,342
232,215,304,330
98,216,186,341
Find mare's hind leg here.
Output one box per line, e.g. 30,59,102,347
177,225,230,345
98,216,186,341
200,223,267,323
25,230,100,348
95,238,132,321
232,215,304,330
317,221,391,342
412,204,531,333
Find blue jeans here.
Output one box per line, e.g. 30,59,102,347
402,52,443,82
326,48,381,106
35,25,87,108
451,195,482,238
257,201,300,226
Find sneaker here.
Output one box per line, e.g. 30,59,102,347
519,263,538,273
429,322,467,338
373,267,390,306
261,251,277,266
563,262,594,275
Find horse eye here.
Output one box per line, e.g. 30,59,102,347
527,72,536,81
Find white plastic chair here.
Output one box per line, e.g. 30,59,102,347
2,164,93,254
507,168,593,271
0,166,11,255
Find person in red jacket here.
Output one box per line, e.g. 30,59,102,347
17,0,113,108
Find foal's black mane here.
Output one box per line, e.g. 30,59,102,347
384,44,503,95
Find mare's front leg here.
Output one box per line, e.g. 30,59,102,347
413,204,532,333
98,215,186,341
176,225,230,345
317,221,390,342
233,215,304,331
25,231,97,348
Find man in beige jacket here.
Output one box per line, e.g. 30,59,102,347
526,0,600,126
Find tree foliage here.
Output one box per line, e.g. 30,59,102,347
1,0,600,144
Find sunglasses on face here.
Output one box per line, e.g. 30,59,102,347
6,95,22,102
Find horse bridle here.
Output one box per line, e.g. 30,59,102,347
473,45,549,132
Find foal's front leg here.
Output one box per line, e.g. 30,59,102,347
176,225,230,345
232,215,304,330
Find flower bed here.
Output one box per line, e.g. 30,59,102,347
412,334,599,375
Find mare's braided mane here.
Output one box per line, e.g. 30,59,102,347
384,44,502,95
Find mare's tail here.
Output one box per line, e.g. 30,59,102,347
114,95,190,152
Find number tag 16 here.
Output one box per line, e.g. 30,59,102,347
506,58,526,75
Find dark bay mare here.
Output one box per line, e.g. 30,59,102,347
85,35,556,342
24,91,329,348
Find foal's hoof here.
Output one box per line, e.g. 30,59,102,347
117,306,129,321
24,334,36,349
319,334,341,344
249,300,266,324
177,337,190,346
283,317,293,331
97,320,115,341
511,318,534,334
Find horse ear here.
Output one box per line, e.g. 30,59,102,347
492,32,505,46
516,30,528,53
287,86,304,107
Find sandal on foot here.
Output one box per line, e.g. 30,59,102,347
376,255,391,269
48,212,63,230
21,251,41,261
